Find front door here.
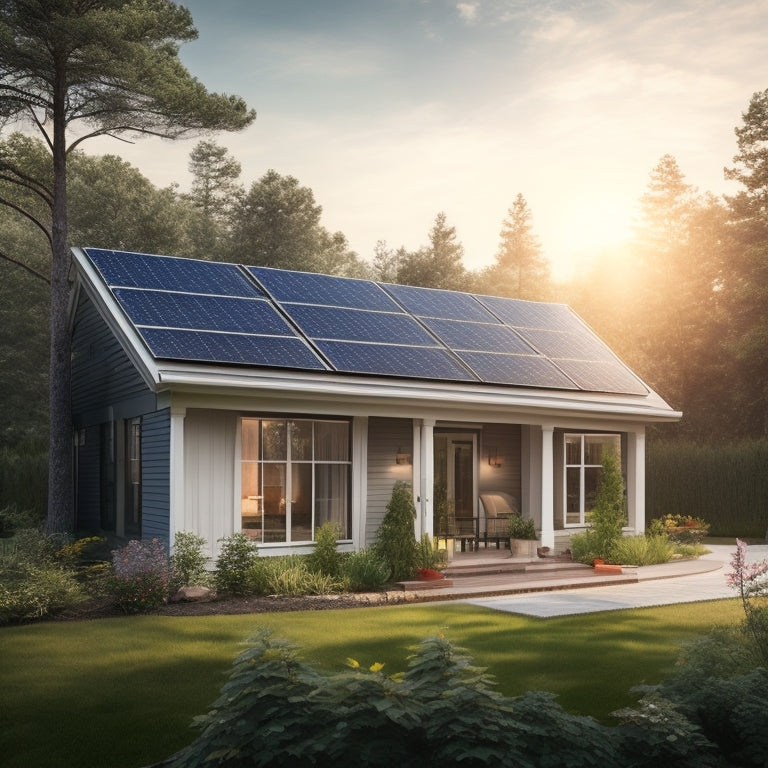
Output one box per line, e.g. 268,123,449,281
434,433,478,540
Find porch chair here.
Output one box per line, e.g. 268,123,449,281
479,492,519,549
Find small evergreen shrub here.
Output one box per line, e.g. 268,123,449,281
170,531,210,590
108,538,171,614
373,481,418,582
306,521,342,577
341,548,390,591
571,452,626,564
214,533,258,596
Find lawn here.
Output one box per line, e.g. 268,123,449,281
1,598,744,768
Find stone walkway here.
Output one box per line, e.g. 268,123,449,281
458,543,768,617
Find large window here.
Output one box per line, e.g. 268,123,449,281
240,418,351,543
564,433,621,526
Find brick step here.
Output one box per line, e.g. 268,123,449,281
443,559,591,579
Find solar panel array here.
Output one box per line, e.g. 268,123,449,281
83,249,648,395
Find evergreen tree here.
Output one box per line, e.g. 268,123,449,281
482,194,551,300
0,0,255,533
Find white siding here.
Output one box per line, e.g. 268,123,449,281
181,409,237,558
365,417,413,546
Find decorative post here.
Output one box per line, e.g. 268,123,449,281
540,424,555,549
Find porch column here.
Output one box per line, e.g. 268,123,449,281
626,429,646,534
169,405,186,546
540,424,555,549
419,419,435,539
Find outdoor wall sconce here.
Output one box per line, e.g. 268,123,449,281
488,447,502,468
395,448,412,465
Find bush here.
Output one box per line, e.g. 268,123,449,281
214,533,258,596
0,566,85,624
341,548,390,591
610,534,674,566
170,531,210,590
414,534,446,571
373,481,418,582
306,521,342,577
108,539,171,614
0,528,89,624
571,452,626,564
247,555,343,597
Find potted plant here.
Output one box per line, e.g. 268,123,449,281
507,514,538,558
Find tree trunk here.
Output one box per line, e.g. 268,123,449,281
46,76,73,535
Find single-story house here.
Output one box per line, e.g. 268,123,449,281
70,247,681,559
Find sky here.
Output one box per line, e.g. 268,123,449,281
90,0,768,280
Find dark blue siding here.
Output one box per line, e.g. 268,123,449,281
141,409,171,544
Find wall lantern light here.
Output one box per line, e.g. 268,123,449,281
395,448,412,465
488,447,502,468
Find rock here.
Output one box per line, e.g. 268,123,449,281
171,585,213,603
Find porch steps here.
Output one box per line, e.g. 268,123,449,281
442,558,590,579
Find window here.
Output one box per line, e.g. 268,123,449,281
240,418,351,543
564,433,621,526
99,417,141,536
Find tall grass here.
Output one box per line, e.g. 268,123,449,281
647,439,768,539
0,444,47,519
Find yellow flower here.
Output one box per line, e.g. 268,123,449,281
346,658,360,669
369,662,385,673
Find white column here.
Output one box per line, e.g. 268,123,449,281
540,424,555,549
169,405,186,547
627,429,646,533
419,419,435,539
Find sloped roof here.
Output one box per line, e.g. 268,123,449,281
74,247,655,400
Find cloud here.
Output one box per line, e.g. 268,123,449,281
456,2,479,23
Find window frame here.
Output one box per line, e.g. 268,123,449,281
239,416,352,545
563,432,621,527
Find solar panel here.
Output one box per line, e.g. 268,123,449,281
456,351,578,389
314,341,476,381
139,328,328,369
476,294,577,332
383,283,498,322
551,359,648,395
85,248,259,297
113,289,295,336
281,304,439,345
420,317,535,354
81,248,652,396
516,327,616,362
250,266,399,311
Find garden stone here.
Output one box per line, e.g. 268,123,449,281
171,585,213,603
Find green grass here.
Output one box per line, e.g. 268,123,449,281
0,599,745,768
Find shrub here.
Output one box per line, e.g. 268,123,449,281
108,538,171,614
414,534,446,571
246,555,343,597
306,521,342,577
610,534,674,566
170,531,210,590
373,481,418,582
506,514,537,540
0,528,89,624
571,452,626,564
214,533,258,596
341,548,390,591
0,566,85,624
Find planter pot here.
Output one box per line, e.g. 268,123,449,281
509,538,538,558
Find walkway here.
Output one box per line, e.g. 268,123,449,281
428,543,767,617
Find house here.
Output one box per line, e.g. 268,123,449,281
69,247,681,559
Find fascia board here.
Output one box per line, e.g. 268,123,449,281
156,364,682,423
70,247,160,389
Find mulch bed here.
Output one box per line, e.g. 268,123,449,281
53,589,419,622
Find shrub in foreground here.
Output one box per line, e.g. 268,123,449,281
168,631,737,768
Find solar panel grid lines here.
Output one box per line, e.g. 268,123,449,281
84,247,262,298
81,248,651,395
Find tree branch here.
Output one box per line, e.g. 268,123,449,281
0,193,52,247
0,249,50,284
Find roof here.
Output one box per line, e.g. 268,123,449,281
71,247,681,422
